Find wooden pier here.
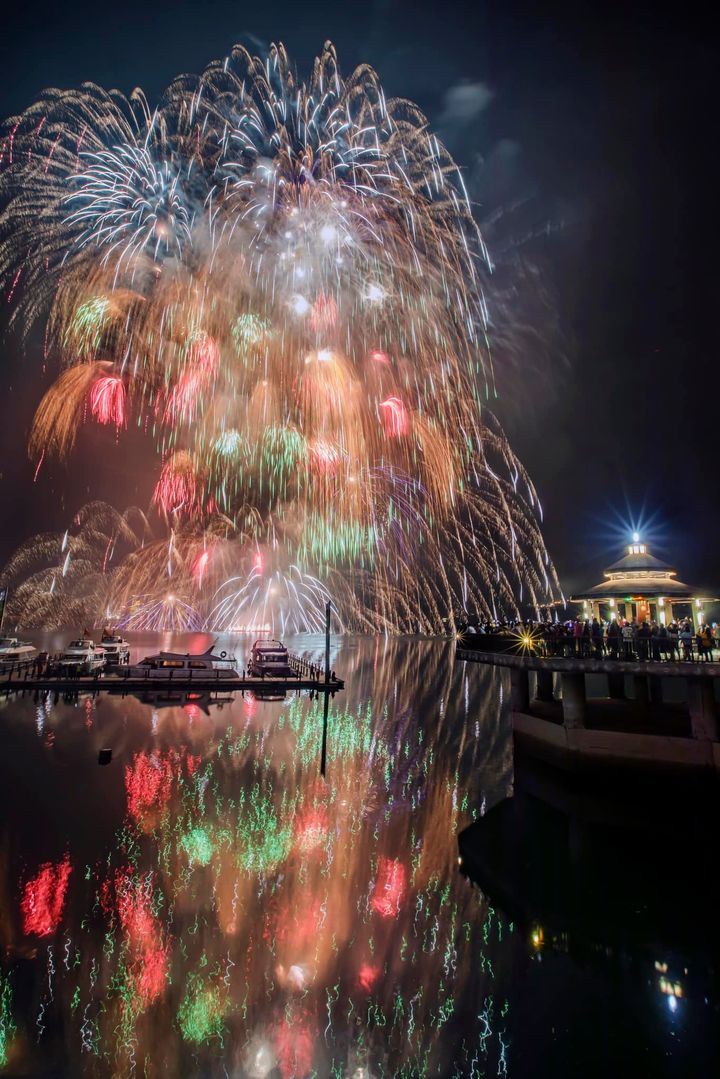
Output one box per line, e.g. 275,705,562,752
0,653,344,696
0,671,344,694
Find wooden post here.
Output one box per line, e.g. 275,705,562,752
325,601,331,685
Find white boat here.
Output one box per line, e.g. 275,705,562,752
57,639,106,673
248,638,293,677
100,630,130,666
128,645,239,679
0,637,37,666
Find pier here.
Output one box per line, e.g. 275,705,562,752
0,652,344,696
457,643,720,772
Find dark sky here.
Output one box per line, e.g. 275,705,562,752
0,0,717,601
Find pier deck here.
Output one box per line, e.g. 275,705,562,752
0,671,344,694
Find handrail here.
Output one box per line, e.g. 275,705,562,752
457,632,717,663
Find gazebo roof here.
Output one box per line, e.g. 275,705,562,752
571,576,698,601
603,549,675,575
569,538,716,603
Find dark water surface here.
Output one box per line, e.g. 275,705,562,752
0,634,717,1076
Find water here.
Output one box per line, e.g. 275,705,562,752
0,634,717,1076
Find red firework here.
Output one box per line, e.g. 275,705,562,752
89,375,126,427
152,451,197,516
379,396,408,437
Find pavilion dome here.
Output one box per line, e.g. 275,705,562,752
603,546,675,576
569,539,712,605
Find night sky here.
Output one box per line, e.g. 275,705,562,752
0,0,716,604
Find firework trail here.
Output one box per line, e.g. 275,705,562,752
0,42,559,630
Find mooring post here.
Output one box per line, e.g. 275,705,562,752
561,672,586,728
325,600,331,685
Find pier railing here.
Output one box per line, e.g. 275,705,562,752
457,633,718,664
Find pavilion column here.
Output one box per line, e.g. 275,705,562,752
561,672,586,729
510,667,530,713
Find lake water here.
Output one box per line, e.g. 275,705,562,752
0,634,717,1076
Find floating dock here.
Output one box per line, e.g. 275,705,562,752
0,653,344,695
0,671,344,694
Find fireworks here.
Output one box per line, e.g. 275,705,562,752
0,42,559,629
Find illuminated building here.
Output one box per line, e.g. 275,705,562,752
570,535,716,627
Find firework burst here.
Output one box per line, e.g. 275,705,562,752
0,42,559,630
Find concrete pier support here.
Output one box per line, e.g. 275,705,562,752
561,672,586,728
536,669,555,702
687,677,718,741
634,675,650,708
607,673,626,700
649,675,664,705
510,667,530,712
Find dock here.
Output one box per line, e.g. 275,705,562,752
0,672,344,694
0,653,344,695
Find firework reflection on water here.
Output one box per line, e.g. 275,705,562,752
0,636,512,1075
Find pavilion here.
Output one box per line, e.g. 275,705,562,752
570,535,716,629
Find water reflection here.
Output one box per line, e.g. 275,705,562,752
0,636,511,1076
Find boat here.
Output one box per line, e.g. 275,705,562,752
100,629,130,666
248,638,293,677
56,639,106,673
128,645,239,679
0,637,37,668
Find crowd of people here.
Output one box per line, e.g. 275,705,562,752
457,615,720,662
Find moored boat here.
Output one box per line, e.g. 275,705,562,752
100,629,131,666
0,637,37,669
56,639,106,673
128,645,238,679
248,638,293,677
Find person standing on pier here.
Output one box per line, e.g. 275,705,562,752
680,621,694,660
622,620,635,660
591,618,604,658
573,617,584,657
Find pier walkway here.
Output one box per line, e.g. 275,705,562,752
0,653,344,696
457,644,720,772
